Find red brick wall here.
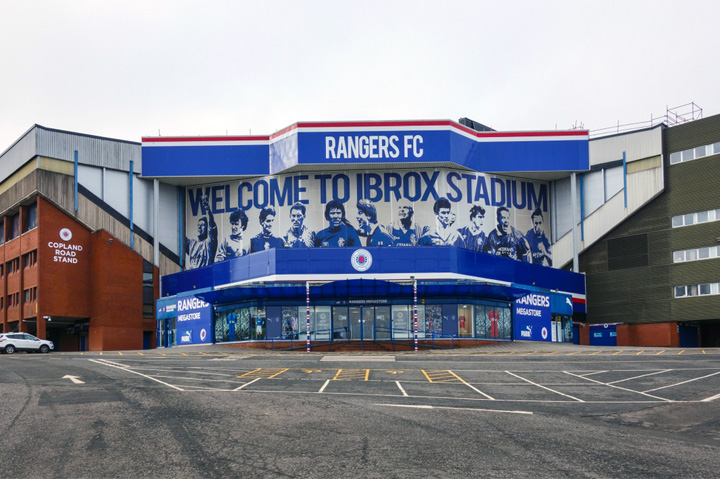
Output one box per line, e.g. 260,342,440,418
35,197,150,351
612,322,679,347
37,198,92,320
88,230,144,351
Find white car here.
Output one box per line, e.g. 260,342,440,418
0,333,54,354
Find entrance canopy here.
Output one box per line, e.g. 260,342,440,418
195,278,533,306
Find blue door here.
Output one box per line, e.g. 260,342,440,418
678,324,699,348
589,324,617,346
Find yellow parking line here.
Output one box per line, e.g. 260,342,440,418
566,352,580,356
589,351,602,355
239,368,263,378
613,351,623,355
702,350,706,354
656,350,665,355
268,368,289,378
677,350,685,355
636,350,644,355
422,370,460,383
365,369,370,381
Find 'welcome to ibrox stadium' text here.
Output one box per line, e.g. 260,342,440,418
188,172,547,216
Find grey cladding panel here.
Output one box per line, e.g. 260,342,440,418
607,234,648,270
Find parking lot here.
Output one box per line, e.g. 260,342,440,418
28,342,713,417
3,343,720,478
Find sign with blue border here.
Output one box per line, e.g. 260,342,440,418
513,293,551,341
176,296,212,345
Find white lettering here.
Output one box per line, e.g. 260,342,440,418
324,135,421,160
177,298,209,312
325,137,336,159
516,294,550,308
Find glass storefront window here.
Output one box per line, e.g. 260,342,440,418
474,304,511,340
392,305,411,338
314,306,331,340
375,306,391,339
424,305,442,337
458,304,473,337
250,307,266,339
282,306,301,340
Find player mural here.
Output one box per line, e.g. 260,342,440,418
184,167,552,269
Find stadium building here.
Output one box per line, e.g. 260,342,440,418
147,120,589,350
2,109,717,351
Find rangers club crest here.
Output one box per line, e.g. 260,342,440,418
351,249,373,272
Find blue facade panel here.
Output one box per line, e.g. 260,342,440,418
142,144,270,177
142,122,589,178
161,247,586,301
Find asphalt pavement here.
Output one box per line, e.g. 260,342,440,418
1,342,719,478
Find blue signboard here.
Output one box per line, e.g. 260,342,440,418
513,293,551,341
176,295,213,345
142,121,589,178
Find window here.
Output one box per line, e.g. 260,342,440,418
672,208,720,228
142,260,155,319
23,251,37,268
673,245,720,263
23,203,37,232
675,282,720,298
670,140,720,166
9,214,19,240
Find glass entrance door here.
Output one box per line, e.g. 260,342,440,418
348,306,377,341
363,307,374,340
349,307,362,339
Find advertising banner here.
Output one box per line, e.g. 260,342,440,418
184,167,553,270
513,293,552,341
176,296,212,345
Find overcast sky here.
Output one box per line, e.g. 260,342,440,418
1,1,718,149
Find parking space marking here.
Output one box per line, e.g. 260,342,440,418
318,379,330,393
563,371,672,402
578,370,607,377
237,368,289,379
90,359,185,391
333,369,369,381
507,371,584,402
643,371,720,393
395,381,408,396
607,369,672,385
375,404,533,415
233,378,260,391
701,392,720,402
422,370,459,383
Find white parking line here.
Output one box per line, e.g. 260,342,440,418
563,371,672,402
701,392,720,402
396,381,408,397
643,371,720,393
89,359,185,391
318,379,330,393
506,371,584,402
233,378,260,391
448,371,495,400
608,369,672,385
375,403,533,415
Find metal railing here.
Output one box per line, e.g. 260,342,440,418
269,326,349,351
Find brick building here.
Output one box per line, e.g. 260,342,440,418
0,125,181,351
